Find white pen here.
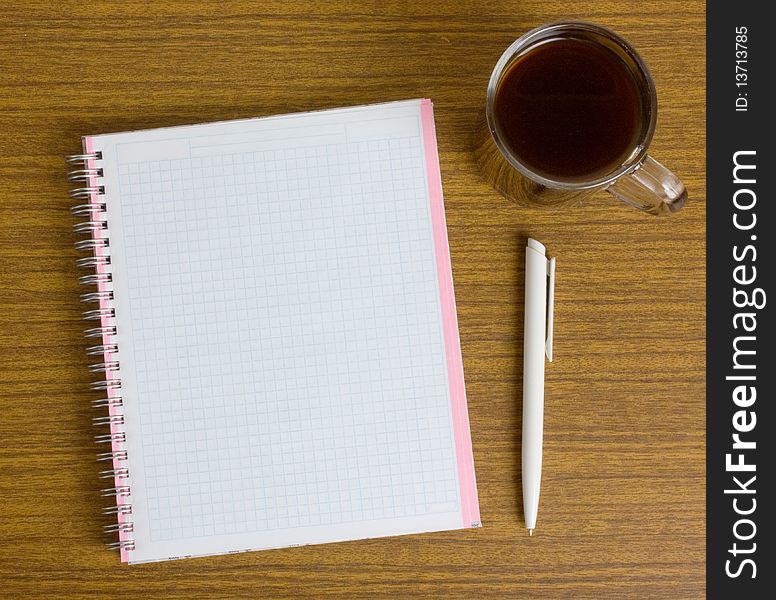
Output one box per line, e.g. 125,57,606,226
522,238,555,536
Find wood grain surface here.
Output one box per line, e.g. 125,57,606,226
0,1,705,598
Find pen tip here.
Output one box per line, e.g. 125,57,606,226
528,529,533,537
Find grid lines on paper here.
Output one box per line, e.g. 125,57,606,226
116,132,459,543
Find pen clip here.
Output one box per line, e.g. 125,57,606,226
545,257,555,362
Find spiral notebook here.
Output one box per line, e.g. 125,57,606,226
69,99,480,564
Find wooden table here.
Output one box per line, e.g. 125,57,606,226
0,1,705,597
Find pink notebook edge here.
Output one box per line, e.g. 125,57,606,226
419,99,481,528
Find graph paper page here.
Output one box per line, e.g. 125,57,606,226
90,100,479,563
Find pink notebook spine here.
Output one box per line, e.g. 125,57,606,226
68,140,134,561
419,100,481,527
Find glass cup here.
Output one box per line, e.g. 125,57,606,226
475,22,687,215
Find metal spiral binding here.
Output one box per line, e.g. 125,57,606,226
104,523,134,533
100,467,129,479
86,343,119,356
68,168,103,182
66,152,102,164
90,379,122,392
103,504,132,516
70,186,105,199
84,326,116,338
81,291,114,303
97,449,128,462
92,397,124,409
93,415,125,427
107,540,136,551
76,255,111,269
88,360,120,373
95,432,127,444
80,273,112,286
73,220,108,234
74,238,109,251
82,307,115,321
71,203,107,216
68,150,133,556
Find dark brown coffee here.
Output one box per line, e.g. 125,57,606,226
493,37,646,182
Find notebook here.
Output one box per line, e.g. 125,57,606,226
69,99,480,564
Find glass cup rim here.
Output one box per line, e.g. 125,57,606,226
485,21,658,191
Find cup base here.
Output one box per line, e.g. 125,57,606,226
473,114,594,209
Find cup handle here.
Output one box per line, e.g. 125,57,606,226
606,155,687,215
